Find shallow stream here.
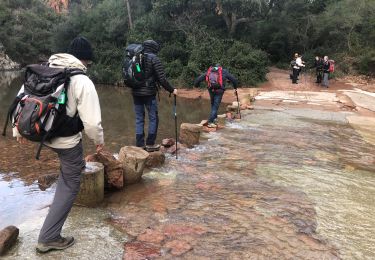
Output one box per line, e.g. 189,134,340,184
1,72,374,259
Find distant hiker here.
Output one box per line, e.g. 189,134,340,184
313,56,324,84
194,64,238,128
322,56,331,88
291,53,305,84
290,53,298,80
123,40,177,151
11,36,104,253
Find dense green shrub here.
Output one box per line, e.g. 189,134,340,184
357,50,375,76
0,1,60,64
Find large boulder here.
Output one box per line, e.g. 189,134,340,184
118,146,150,185
146,151,165,168
179,123,202,148
0,226,19,256
86,151,124,190
75,162,104,207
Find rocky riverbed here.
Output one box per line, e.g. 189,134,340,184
1,70,374,259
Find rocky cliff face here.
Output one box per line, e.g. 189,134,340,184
0,43,20,71
46,0,69,13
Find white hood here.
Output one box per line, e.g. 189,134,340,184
48,53,87,72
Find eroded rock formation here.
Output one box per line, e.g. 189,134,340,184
46,0,69,13
0,43,20,71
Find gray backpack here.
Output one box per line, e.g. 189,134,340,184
2,64,85,159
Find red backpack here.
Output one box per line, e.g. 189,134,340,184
205,66,223,90
329,60,335,73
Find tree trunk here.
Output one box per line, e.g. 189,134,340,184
125,0,133,30
215,0,250,36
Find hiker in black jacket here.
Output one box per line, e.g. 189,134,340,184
313,56,323,84
132,40,177,151
194,64,238,128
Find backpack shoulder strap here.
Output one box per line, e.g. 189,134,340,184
62,69,86,96
205,67,212,86
218,67,223,87
67,68,86,77
2,93,26,137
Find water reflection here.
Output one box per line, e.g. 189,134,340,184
91,85,215,153
0,174,54,230
0,73,221,181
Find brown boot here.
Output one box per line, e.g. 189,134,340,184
36,236,75,253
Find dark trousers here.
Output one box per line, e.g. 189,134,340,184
316,71,323,83
38,141,85,243
208,89,224,123
292,68,299,83
133,95,159,147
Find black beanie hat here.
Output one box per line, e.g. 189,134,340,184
67,36,94,61
143,40,161,54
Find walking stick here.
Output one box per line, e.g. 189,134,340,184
174,95,178,159
235,89,241,119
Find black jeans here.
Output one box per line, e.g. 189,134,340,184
133,95,159,147
316,70,323,83
292,68,299,83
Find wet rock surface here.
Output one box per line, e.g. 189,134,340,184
0,226,19,256
119,146,150,185
179,123,202,148
75,162,104,207
161,138,175,148
160,142,181,155
86,151,124,189
145,151,165,168
109,108,375,259
1,73,375,259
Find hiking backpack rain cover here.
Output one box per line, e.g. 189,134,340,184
206,66,223,90
2,64,85,159
122,43,145,88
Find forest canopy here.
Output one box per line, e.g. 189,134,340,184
0,0,374,86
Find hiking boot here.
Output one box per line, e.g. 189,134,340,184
145,144,161,152
207,123,217,128
36,236,75,253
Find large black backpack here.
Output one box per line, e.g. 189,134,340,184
122,43,146,88
2,64,85,159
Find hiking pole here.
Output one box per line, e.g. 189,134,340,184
235,89,241,119
174,94,178,159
